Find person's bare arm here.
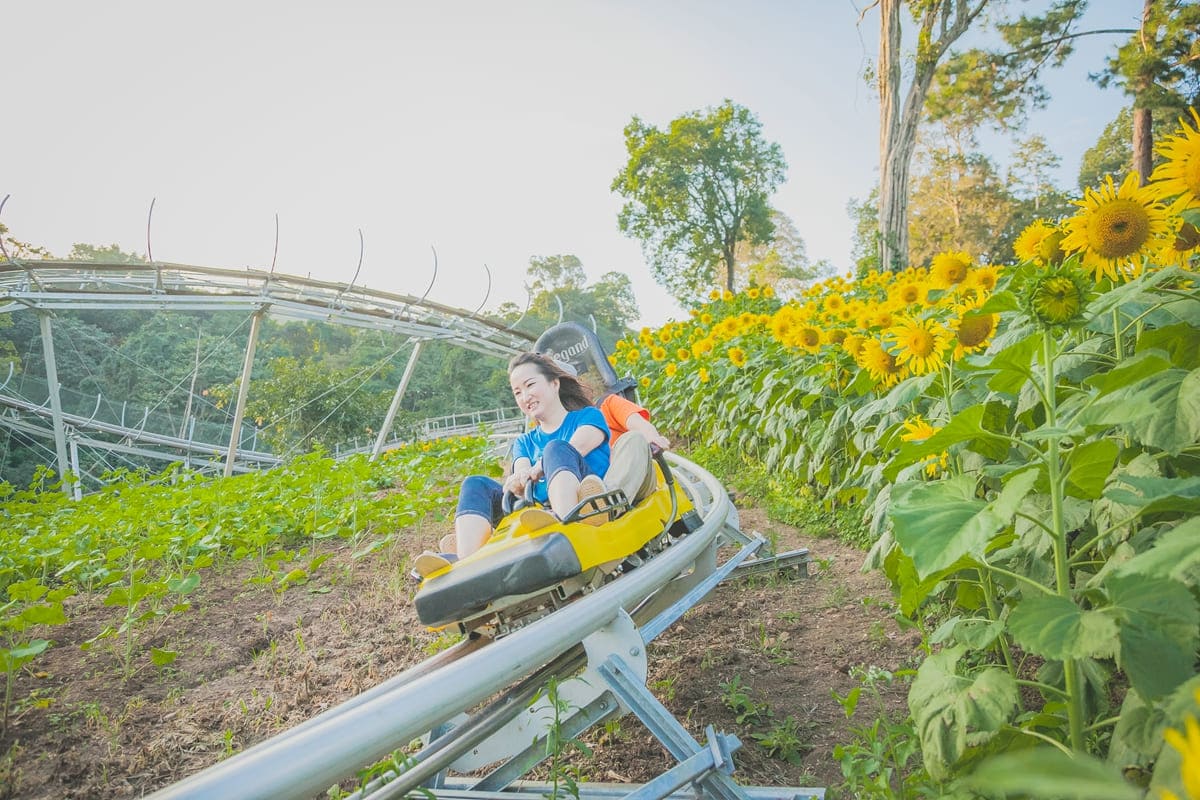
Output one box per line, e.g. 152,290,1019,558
624,413,670,450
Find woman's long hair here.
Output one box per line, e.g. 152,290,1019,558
507,351,593,412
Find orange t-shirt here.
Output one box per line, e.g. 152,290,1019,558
600,394,650,445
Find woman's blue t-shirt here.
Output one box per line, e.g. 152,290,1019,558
513,407,610,502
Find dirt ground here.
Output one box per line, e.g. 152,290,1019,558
1,500,917,799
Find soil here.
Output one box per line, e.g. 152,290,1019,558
1,500,917,799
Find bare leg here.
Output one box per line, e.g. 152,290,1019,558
547,471,582,519
455,514,492,559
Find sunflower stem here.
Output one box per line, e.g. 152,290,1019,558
1112,308,1123,362
1041,329,1085,753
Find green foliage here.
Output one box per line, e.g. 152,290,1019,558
538,675,592,800
833,667,934,799
0,435,491,692
750,716,809,765
612,100,786,301
719,675,770,726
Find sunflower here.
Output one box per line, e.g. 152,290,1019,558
640,376,651,388
890,279,928,307
1023,265,1093,328
625,348,641,364
1161,221,1200,269
929,251,973,289
697,367,710,383
1151,107,1200,208
1013,220,1067,266
675,347,690,362
747,287,761,299
825,294,846,314
700,312,713,326
951,302,998,358
886,316,950,375
692,337,715,358
763,285,775,298
709,289,722,301
1161,690,1200,800
899,415,940,443
842,334,866,359
664,362,677,378
727,347,748,367
962,263,1002,296
658,328,674,343
784,325,817,353
856,338,906,388
826,328,848,346
1062,172,1179,282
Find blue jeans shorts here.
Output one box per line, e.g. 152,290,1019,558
455,439,595,525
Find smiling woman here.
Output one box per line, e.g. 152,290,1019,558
411,352,611,577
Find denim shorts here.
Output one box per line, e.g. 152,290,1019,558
455,439,596,524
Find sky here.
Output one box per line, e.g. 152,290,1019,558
5,1,1138,328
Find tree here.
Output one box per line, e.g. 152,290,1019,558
907,123,1017,265
1094,0,1200,182
612,100,786,303
1078,104,1182,190
1007,135,1062,211
496,255,639,350
67,243,147,263
866,0,1123,270
731,210,822,297
848,189,882,277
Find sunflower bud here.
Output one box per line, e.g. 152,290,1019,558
1023,265,1092,329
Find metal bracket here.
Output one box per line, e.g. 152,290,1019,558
451,610,646,772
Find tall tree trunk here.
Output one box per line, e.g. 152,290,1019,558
875,0,990,271
878,0,905,272
1131,0,1156,184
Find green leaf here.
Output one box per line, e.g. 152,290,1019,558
6,579,48,603
890,475,1009,580
1107,572,1200,699
167,574,201,595
885,403,1010,481
987,333,1040,394
18,603,68,627
1115,368,1200,455
966,748,1140,799
1105,474,1200,516
908,647,1018,782
978,290,1019,314
1063,438,1119,499
1112,517,1200,586
0,639,51,671
1084,350,1172,394
1008,593,1119,660
150,647,178,666
1136,323,1200,369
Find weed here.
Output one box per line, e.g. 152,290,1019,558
539,676,592,800
832,666,934,798
650,675,678,702
422,630,462,656
823,583,851,608
719,675,771,726
755,622,793,666
221,728,237,759
751,716,810,765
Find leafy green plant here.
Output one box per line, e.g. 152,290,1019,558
751,716,809,764
832,667,933,799
719,675,771,726
538,676,592,800
0,579,70,737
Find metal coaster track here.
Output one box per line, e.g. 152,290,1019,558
148,454,823,800
0,259,535,485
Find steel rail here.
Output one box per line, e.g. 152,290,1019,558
150,453,731,800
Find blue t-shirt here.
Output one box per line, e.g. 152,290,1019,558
513,407,610,502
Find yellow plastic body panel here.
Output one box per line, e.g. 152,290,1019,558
422,463,693,582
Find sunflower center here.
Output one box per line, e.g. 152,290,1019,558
1176,222,1200,251
799,328,821,348
1088,198,1151,259
956,313,995,347
902,329,937,357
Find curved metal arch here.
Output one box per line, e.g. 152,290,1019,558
471,263,492,316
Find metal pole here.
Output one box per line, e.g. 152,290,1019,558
224,310,264,477
38,314,71,494
370,340,423,460
69,436,82,500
